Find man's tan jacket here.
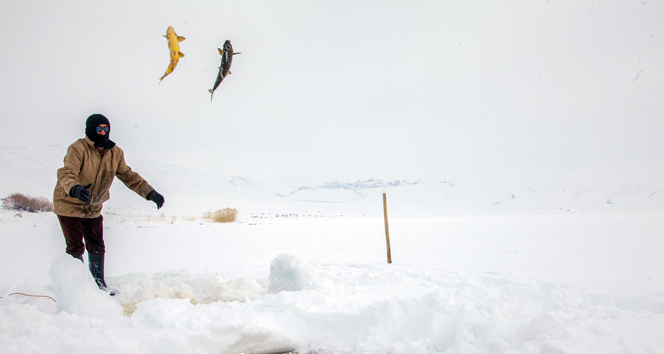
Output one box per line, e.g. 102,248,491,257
53,137,154,218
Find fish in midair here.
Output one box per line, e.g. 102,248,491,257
159,26,186,84
209,40,241,101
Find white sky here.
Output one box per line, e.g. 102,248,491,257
2,1,663,181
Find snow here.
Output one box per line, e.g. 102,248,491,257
268,254,317,294
49,254,124,317
2,146,664,353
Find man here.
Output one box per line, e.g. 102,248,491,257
53,114,164,295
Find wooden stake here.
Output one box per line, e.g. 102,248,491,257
383,193,392,264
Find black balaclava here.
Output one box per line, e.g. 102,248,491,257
85,114,115,149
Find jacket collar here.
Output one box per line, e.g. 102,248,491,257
84,136,97,147
83,136,115,151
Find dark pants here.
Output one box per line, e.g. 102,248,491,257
57,215,105,258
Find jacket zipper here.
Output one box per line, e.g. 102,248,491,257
91,149,106,203
85,147,105,216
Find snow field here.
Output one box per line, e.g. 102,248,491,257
2,209,664,353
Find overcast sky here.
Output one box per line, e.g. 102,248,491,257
2,1,663,182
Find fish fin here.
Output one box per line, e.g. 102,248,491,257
177,36,186,42
209,89,214,93
163,35,168,38
218,48,224,56
179,52,185,58
233,52,242,55
228,71,232,75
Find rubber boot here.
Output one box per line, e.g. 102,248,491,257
88,253,115,296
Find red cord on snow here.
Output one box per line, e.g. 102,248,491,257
0,293,56,302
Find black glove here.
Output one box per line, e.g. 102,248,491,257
147,190,164,209
69,183,92,203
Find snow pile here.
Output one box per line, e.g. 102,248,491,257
130,297,300,354
268,254,317,293
111,271,265,316
48,254,123,317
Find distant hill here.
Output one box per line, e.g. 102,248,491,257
1,145,663,218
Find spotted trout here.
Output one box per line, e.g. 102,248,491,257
209,40,241,101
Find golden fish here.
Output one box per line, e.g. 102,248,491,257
159,26,186,84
